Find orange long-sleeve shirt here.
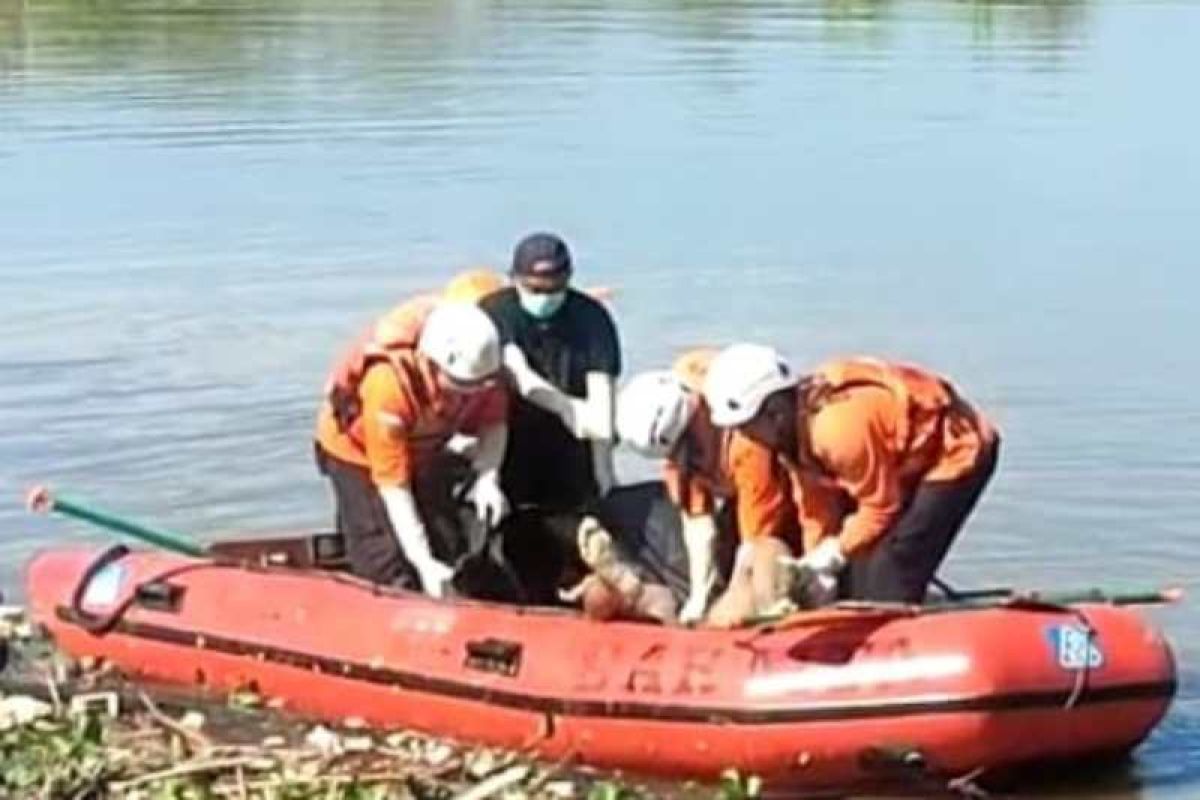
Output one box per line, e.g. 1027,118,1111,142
796,364,993,556
727,359,997,556
795,385,911,555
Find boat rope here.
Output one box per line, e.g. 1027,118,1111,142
994,595,1099,711
1063,606,1098,711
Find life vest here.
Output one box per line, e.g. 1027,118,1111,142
804,357,965,463
322,294,438,438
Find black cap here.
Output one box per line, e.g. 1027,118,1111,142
512,233,572,277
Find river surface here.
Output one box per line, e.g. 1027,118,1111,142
1,0,1197,796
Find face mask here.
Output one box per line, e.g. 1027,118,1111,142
517,286,567,319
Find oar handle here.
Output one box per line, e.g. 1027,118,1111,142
1009,587,1184,608
26,485,208,558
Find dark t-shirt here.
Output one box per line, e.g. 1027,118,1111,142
482,287,621,510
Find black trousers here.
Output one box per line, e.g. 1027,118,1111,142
314,445,475,588
846,435,1001,604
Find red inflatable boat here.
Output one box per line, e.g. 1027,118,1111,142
24,536,1177,795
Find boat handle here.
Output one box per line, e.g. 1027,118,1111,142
464,638,522,677
133,580,186,613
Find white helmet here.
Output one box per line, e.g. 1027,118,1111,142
616,371,696,458
703,344,798,428
418,302,502,384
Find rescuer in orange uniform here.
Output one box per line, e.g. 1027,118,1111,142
616,349,800,623
701,345,1000,612
313,271,510,596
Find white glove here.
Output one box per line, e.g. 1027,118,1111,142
581,372,616,442
679,514,718,624
414,558,455,599
679,592,708,625
378,485,455,598
503,344,588,437
804,537,847,574
778,537,846,603
472,472,509,527
502,344,540,397
444,433,480,459
590,440,616,497
469,423,509,527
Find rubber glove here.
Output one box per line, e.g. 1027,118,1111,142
581,372,616,443
444,433,480,459
804,537,847,574
472,473,508,527
502,345,618,445
591,440,616,497
779,537,846,603
502,344,587,435
378,485,454,597
678,514,718,624
469,424,509,526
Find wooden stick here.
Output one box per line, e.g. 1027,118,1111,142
452,764,531,800
42,670,63,717
235,765,248,800
213,771,425,796
110,756,267,792
137,689,213,752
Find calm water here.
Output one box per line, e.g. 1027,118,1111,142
1,0,1197,795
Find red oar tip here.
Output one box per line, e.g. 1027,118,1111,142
25,485,54,514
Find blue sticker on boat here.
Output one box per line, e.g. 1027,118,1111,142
81,562,126,609
1045,623,1104,670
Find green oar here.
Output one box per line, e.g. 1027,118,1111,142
26,485,207,558
934,587,1185,610
749,586,1183,627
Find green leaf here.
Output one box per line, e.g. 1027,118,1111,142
228,690,263,709
587,781,645,800
587,782,622,800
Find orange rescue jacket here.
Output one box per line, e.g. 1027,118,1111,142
315,295,507,487
783,357,997,555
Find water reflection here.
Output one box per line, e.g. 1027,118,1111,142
1133,688,1200,794
958,0,1088,45
0,0,1093,80
0,0,25,74
0,0,480,86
